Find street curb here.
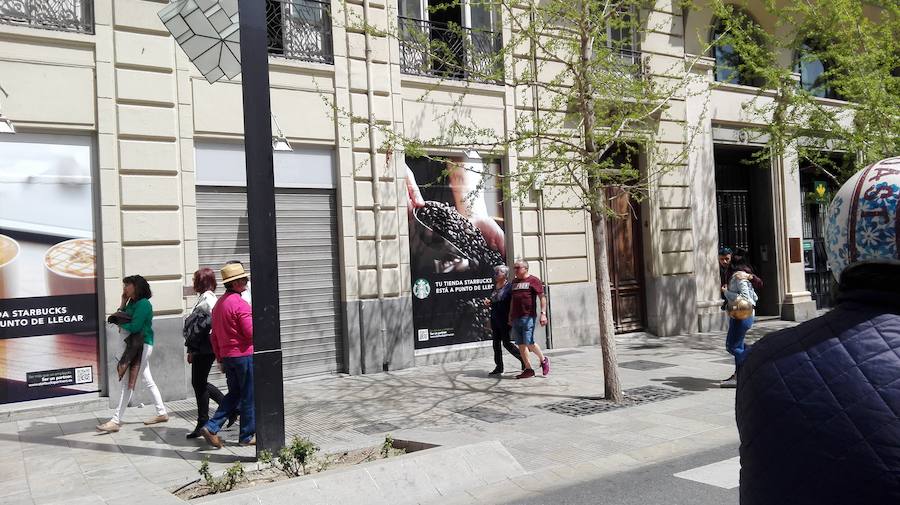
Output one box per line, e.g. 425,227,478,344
197,440,527,505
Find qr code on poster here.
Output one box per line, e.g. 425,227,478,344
74,366,93,385
417,329,429,342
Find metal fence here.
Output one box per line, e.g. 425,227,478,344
716,190,751,252
0,0,93,34
267,0,334,64
398,17,502,84
612,47,643,77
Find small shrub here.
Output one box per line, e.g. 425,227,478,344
199,457,213,483
257,449,274,471
275,436,319,476
198,457,245,494
381,434,406,458
314,454,334,473
381,435,394,458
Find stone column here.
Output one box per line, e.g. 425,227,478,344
774,146,817,321
686,57,726,331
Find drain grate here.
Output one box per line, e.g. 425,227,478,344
619,360,677,371
455,406,525,423
537,385,691,417
354,422,401,435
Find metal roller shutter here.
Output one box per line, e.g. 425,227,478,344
196,187,344,382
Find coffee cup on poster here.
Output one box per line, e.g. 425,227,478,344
0,234,20,298
44,238,96,295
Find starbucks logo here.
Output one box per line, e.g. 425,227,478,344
412,278,431,299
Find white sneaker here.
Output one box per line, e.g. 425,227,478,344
720,374,737,388
96,420,121,433
143,414,169,425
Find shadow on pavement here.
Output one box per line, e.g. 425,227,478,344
650,376,722,392
4,419,253,464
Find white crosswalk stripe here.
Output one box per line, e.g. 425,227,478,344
673,457,741,489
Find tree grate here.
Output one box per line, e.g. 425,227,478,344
354,422,402,435
618,360,677,371
455,406,526,423
537,386,691,417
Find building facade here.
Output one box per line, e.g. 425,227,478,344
0,0,846,407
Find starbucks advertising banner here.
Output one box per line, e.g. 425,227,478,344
0,134,100,404
406,154,507,349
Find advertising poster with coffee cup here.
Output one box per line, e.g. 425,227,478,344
0,134,99,404
406,154,507,349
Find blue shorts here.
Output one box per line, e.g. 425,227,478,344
511,316,536,345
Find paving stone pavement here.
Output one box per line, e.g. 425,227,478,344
0,318,802,505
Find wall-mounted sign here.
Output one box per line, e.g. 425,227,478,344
406,155,507,350
0,134,99,404
813,180,829,203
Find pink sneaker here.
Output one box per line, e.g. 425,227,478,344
516,369,535,379
541,357,550,376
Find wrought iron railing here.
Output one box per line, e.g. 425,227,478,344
0,0,93,34
612,47,643,77
399,17,503,84
267,0,333,64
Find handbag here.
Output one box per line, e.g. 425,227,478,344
183,310,212,354
728,297,754,320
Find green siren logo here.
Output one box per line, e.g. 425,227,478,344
412,278,431,299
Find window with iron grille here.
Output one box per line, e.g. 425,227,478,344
398,0,502,83
267,0,334,64
0,0,93,34
593,7,643,78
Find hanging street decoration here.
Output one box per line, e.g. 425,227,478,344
158,0,241,84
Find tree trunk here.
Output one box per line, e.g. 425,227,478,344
589,207,623,402
576,0,622,402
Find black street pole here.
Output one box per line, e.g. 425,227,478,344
237,0,285,455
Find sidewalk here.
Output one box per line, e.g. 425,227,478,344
0,319,799,505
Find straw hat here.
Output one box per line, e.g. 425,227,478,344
221,263,249,284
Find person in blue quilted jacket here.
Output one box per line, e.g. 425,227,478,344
736,157,900,504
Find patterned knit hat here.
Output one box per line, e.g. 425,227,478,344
825,156,900,281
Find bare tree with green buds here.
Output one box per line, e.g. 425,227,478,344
331,0,712,401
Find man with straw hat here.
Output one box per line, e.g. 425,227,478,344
200,262,256,448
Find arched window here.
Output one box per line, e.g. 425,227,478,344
711,13,764,87
797,42,840,100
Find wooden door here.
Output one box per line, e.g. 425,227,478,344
605,187,646,333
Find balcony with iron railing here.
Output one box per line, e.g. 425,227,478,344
612,47,643,77
0,0,93,34
398,17,503,84
267,0,334,65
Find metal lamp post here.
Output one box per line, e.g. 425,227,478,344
159,0,285,455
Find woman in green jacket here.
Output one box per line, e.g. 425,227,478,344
97,275,168,432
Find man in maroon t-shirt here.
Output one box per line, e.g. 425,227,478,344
509,259,550,379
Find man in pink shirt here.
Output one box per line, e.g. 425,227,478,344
201,262,255,448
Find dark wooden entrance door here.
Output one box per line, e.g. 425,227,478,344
605,187,646,333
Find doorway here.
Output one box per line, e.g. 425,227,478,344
714,145,780,316
799,154,847,309
196,187,345,382
606,186,647,332
426,0,464,78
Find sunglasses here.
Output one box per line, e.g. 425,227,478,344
514,266,526,270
